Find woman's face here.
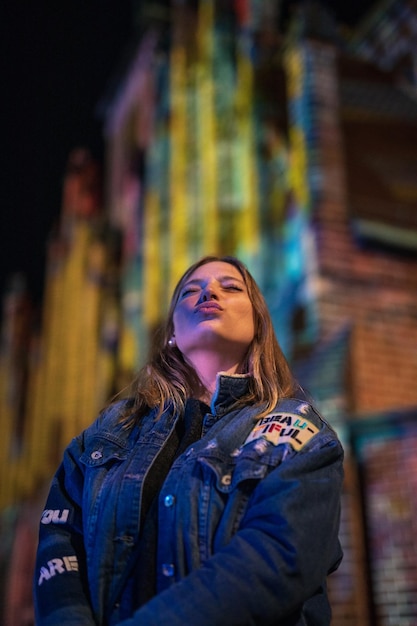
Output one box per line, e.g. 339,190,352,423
172,261,255,364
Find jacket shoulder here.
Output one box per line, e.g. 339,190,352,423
84,398,135,439
273,397,335,428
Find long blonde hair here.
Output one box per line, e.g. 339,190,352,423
122,256,297,425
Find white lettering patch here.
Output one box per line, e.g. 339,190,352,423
245,412,319,451
40,509,70,524
38,555,79,586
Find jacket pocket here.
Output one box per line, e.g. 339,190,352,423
79,436,131,549
195,453,274,554
198,439,289,494
80,435,130,468
199,455,268,494
197,443,292,540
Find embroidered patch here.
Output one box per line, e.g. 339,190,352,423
244,412,319,451
38,555,79,586
40,509,70,525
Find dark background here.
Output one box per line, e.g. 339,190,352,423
0,0,135,302
0,0,374,304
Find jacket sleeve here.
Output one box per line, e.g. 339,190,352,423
117,431,344,626
33,433,96,626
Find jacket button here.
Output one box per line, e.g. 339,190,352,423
91,450,102,460
164,494,175,507
221,474,232,486
162,563,175,577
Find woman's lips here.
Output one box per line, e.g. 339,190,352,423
195,302,222,313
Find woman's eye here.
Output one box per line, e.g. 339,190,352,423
223,284,243,291
181,288,198,297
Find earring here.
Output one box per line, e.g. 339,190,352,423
168,337,176,347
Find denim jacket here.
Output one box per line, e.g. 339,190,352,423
34,374,344,626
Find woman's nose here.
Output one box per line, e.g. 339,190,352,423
201,284,218,301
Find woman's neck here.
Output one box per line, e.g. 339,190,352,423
188,351,244,400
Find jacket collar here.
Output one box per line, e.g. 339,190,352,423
210,373,251,416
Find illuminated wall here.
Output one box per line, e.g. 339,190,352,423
104,1,319,370
0,150,118,508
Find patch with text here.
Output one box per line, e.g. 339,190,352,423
245,412,319,451
41,509,70,524
38,555,79,585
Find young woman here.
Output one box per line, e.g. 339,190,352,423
34,255,344,625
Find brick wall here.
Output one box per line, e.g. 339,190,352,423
304,40,417,624
309,41,417,416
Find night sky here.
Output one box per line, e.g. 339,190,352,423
0,0,374,306
0,0,135,303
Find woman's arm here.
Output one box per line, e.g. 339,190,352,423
33,438,96,626
117,434,343,626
